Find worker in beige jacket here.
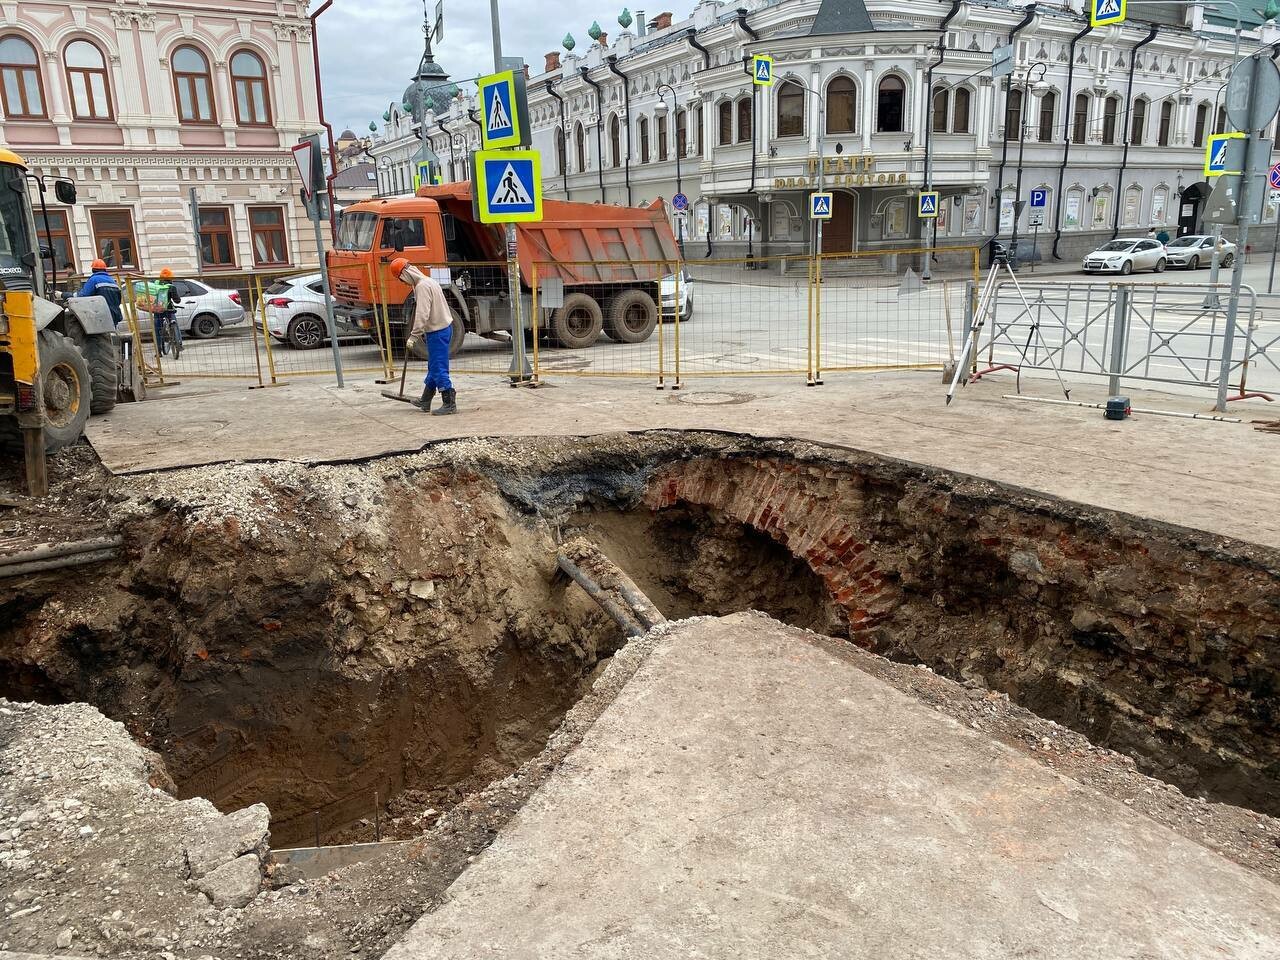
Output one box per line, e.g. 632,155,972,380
391,257,457,415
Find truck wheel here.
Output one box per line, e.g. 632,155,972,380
551,293,603,348
449,307,467,357
81,333,119,415
38,329,92,451
604,289,658,343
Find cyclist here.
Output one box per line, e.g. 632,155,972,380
77,259,123,327
153,267,182,357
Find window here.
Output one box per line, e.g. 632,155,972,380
776,79,804,137
230,50,270,126
1193,103,1208,146
173,45,216,124
1158,101,1173,146
1102,95,1119,144
249,207,288,265
1004,88,1022,141
554,125,566,174
1123,186,1142,227
1130,98,1146,146
695,107,703,157
639,116,650,163
1037,92,1056,142
736,97,752,143
198,207,235,267
0,35,45,119
575,122,586,171
657,113,668,161
676,108,688,157
931,86,948,133
876,75,905,132
1072,93,1089,144
381,217,425,248
64,40,111,120
826,76,856,134
37,209,75,274
952,87,971,133
718,100,732,145
90,209,138,269
1215,104,1226,134
609,114,620,168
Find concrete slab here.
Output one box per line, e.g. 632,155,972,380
383,613,1280,960
85,371,1280,548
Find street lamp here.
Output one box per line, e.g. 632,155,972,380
655,82,684,255
1008,61,1050,271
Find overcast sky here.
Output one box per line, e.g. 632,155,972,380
315,0,593,135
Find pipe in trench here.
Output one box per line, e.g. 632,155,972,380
556,554,645,638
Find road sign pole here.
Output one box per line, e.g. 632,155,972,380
1270,208,1280,293
312,206,345,389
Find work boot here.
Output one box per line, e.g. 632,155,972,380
411,385,436,412
432,388,457,416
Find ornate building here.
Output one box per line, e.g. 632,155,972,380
2,0,323,276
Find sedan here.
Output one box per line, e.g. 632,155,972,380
658,268,694,320
121,278,245,338
1082,239,1167,275
259,273,368,349
1163,235,1237,270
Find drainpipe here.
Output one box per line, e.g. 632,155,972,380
545,80,570,200
922,0,963,276
686,28,711,70
990,3,1037,263
1051,17,1093,260
735,8,759,40
742,56,758,196
437,118,455,181
607,56,633,205
1111,24,1158,239
308,0,340,239
580,67,607,203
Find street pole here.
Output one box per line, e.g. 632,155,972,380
658,84,684,256
312,205,345,388
1270,198,1280,292
1008,63,1045,273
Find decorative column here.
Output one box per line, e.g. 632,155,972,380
861,58,875,153
809,62,821,155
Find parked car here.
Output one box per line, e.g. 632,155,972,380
1163,234,1237,270
259,273,368,349
120,278,245,338
658,268,694,320
1081,238,1167,275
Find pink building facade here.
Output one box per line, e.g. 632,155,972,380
0,0,322,276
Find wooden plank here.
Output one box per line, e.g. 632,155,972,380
22,428,46,498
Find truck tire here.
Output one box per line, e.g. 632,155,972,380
37,329,92,451
449,305,466,357
604,289,658,344
551,293,603,348
80,333,119,415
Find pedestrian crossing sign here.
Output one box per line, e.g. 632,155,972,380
809,192,833,220
1205,132,1245,177
477,69,530,150
752,55,774,86
473,148,543,223
917,191,939,219
1090,0,1125,26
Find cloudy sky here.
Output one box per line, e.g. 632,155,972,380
315,0,597,135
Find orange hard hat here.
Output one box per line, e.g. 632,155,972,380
389,257,410,277
91,259,107,271
159,267,174,279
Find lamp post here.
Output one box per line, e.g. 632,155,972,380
656,82,684,255
1008,61,1050,271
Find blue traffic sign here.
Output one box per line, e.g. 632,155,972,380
1269,162,1280,190
672,192,689,212
917,191,939,219
810,192,833,220
1090,0,1125,27
752,55,773,86
474,149,543,223
477,70,529,150
1030,188,1048,208
1205,132,1245,177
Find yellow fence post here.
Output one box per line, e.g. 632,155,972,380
254,275,280,385
245,274,266,389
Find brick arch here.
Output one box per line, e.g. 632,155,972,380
643,458,900,640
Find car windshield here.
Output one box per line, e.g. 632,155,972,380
1166,237,1199,248
1096,241,1136,252
335,212,378,251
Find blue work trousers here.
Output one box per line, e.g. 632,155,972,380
424,325,453,392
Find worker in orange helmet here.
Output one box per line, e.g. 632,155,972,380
77,258,123,326
152,266,181,356
390,257,457,415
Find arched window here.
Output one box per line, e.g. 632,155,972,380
1037,91,1056,142
826,76,856,135
1064,187,1084,228
676,108,688,157
1129,97,1146,146
776,79,804,137
876,75,905,132
1123,185,1142,226
64,40,111,120
657,113,668,161
736,97,752,143
172,45,216,124
230,49,271,126
554,125,566,174
574,122,586,171
952,87,971,133
609,114,620,168
1152,185,1170,224
931,86,949,133
1004,88,1023,141
1214,104,1226,134
1072,93,1089,144
1193,102,1209,146
0,35,45,119
1158,101,1173,146
638,116,650,163
718,100,733,145
1102,95,1119,144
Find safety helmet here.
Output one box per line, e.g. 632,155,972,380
159,267,174,279
91,259,107,271
389,257,410,277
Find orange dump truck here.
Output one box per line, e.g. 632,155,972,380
327,183,681,354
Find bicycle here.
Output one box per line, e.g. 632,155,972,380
155,311,182,360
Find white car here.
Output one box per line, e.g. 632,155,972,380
119,278,245,338
1163,235,1237,270
260,273,367,349
658,268,694,320
1081,238,1167,275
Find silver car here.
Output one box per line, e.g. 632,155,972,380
170,279,246,339
1163,235,1237,270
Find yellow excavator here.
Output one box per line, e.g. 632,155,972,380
0,147,121,494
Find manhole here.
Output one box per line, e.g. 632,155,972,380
672,391,756,406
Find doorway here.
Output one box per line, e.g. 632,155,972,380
821,191,856,253
1177,181,1207,237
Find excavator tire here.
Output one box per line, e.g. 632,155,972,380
0,330,93,454
80,332,119,415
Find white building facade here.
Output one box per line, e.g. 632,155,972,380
2,0,324,277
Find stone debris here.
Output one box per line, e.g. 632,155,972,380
195,854,264,909
183,805,270,880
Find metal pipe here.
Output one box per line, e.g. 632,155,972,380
686,29,711,71
734,8,759,41
0,549,121,580
308,0,340,240
1010,62,1048,270
1051,17,1094,261
556,554,644,637
658,81,682,252
922,1,964,278
1111,25,1159,239
0,537,122,567
1000,394,1242,422
437,118,455,181
607,56,634,205
990,4,1037,265
544,81,570,200
742,57,758,197
580,67,607,203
